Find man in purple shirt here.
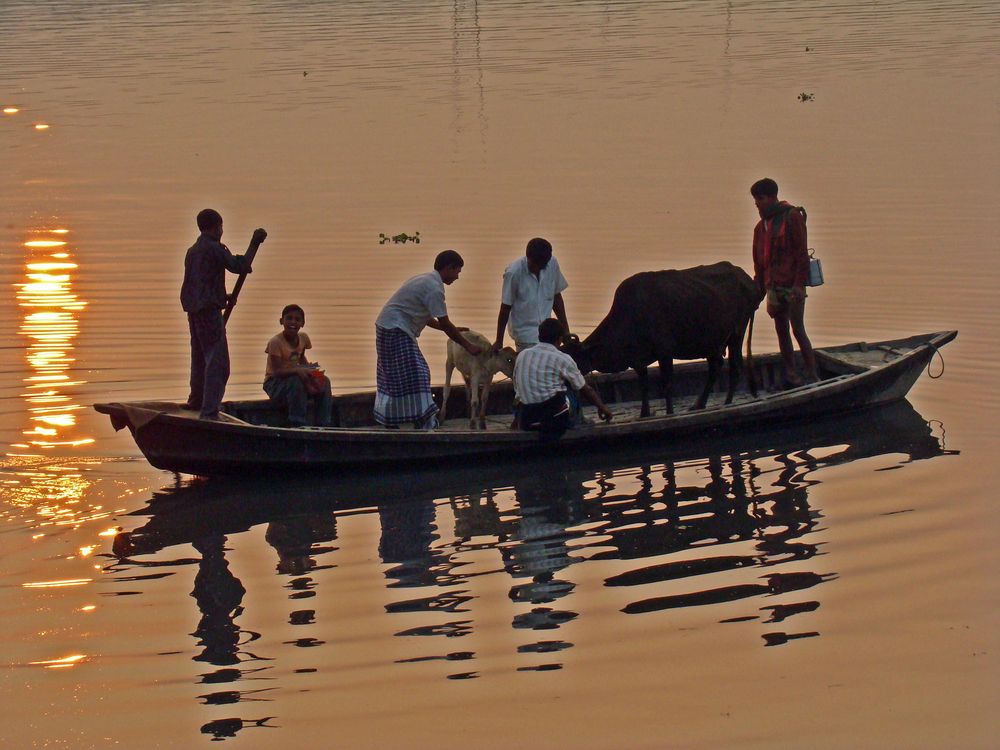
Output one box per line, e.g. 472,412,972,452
180,208,265,420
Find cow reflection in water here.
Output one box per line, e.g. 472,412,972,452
602,452,835,651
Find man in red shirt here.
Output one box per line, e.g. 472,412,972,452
750,178,818,387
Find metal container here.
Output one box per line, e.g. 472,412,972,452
807,251,824,287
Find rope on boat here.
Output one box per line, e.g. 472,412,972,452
879,345,904,361
924,341,945,379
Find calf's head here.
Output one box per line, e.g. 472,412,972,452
494,347,517,377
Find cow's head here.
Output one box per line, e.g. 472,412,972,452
494,346,517,377
560,333,595,374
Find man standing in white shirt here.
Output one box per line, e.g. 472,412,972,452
374,250,481,429
492,238,570,353
514,319,612,439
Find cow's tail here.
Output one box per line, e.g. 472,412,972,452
745,311,758,397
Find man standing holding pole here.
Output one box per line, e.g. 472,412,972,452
180,208,266,420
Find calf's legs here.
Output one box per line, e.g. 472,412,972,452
468,372,480,429
441,358,456,424
478,379,492,429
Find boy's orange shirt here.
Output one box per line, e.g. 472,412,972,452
264,331,312,380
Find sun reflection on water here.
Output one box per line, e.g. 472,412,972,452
0,227,109,533
29,654,88,669
15,229,91,452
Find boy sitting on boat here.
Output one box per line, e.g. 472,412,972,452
514,319,612,439
264,304,335,427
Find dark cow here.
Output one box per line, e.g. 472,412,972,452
562,261,764,417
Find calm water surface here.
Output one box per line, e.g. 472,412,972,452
1,2,998,748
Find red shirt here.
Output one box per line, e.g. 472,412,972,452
752,202,808,289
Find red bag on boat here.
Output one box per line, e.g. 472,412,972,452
305,369,328,396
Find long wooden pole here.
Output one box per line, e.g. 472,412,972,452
223,228,267,325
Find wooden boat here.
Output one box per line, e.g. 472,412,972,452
94,330,956,477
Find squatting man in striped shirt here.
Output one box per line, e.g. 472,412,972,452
513,318,613,439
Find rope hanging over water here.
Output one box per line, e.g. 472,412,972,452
924,341,945,379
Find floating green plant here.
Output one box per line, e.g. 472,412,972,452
379,232,421,245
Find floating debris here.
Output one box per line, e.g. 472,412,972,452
797,92,815,102
379,232,421,245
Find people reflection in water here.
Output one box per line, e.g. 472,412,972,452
503,467,595,606
451,488,502,541
265,512,337,646
265,512,337,577
379,498,447,588
190,535,247,666
510,470,595,667
380,496,490,653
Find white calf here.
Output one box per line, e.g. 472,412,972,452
441,331,517,429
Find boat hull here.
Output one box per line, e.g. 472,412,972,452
95,331,956,476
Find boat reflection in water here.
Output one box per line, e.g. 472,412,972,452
1,227,102,529
107,401,952,734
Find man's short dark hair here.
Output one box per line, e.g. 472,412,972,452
526,237,553,263
434,249,464,271
281,304,304,319
196,208,223,232
750,178,779,199
538,318,565,345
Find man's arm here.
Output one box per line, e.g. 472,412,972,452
580,384,613,422
552,293,569,333
436,316,483,355
493,304,512,351
494,268,517,351
220,228,266,275
216,243,252,275
562,358,611,422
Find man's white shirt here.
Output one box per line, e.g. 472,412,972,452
501,256,568,348
375,271,447,339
